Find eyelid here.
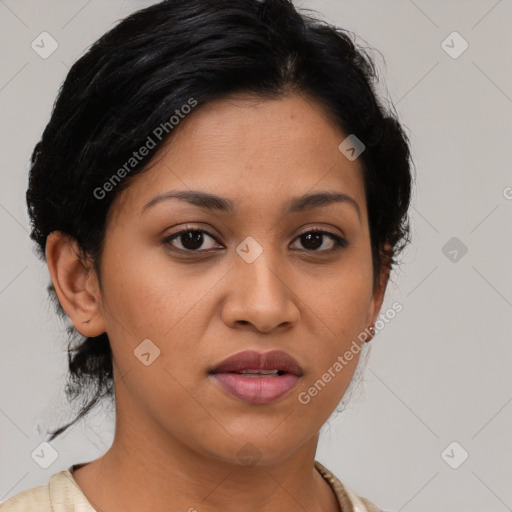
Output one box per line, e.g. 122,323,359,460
165,223,345,240
290,228,348,252
163,225,222,250
294,225,345,239
163,224,348,254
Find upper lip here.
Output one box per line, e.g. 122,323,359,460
210,350,304,376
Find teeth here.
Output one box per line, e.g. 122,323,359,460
238,369,280,375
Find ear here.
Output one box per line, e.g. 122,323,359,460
45,231,106,338
364,245,392,342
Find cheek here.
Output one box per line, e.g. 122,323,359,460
292,250,373,402
98,245,226,386
99,239,201,335
99,251,215,426
293,278,369,422
297,251,374,339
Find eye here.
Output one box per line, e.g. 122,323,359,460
163,228,222,252
163,227,347,255
290,229,347,253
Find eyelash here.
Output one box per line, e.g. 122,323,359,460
162,227,348,255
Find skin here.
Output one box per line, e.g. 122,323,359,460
46,92,389,512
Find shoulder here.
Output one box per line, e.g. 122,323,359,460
0,469,95,512
358,496,387,512
0,483,51,512
314,460,386,512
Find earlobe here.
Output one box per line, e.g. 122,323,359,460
364,246,392,342
45,231,106,338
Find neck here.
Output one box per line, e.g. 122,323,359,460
72,413,340,512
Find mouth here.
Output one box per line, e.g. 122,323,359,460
209,350,303,405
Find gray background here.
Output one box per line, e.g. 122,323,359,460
1,1,511,510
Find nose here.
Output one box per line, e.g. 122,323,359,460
220,251,300,334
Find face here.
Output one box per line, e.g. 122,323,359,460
79,93,387,465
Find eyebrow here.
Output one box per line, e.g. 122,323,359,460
142,189,361,221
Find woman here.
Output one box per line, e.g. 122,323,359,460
1,0,412,510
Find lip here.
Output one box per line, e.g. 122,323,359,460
209,350,303,405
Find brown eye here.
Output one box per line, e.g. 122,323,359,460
164,229,221,252
163,227,347,255
291,230,347,252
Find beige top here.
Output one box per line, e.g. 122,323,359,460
0,460,383,512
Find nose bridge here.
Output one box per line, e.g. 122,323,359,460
222,240,300,332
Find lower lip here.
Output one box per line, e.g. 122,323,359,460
211,373,300,404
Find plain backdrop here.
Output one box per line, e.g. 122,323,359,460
1,1,511,511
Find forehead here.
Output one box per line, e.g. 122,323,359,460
109,93,367,221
